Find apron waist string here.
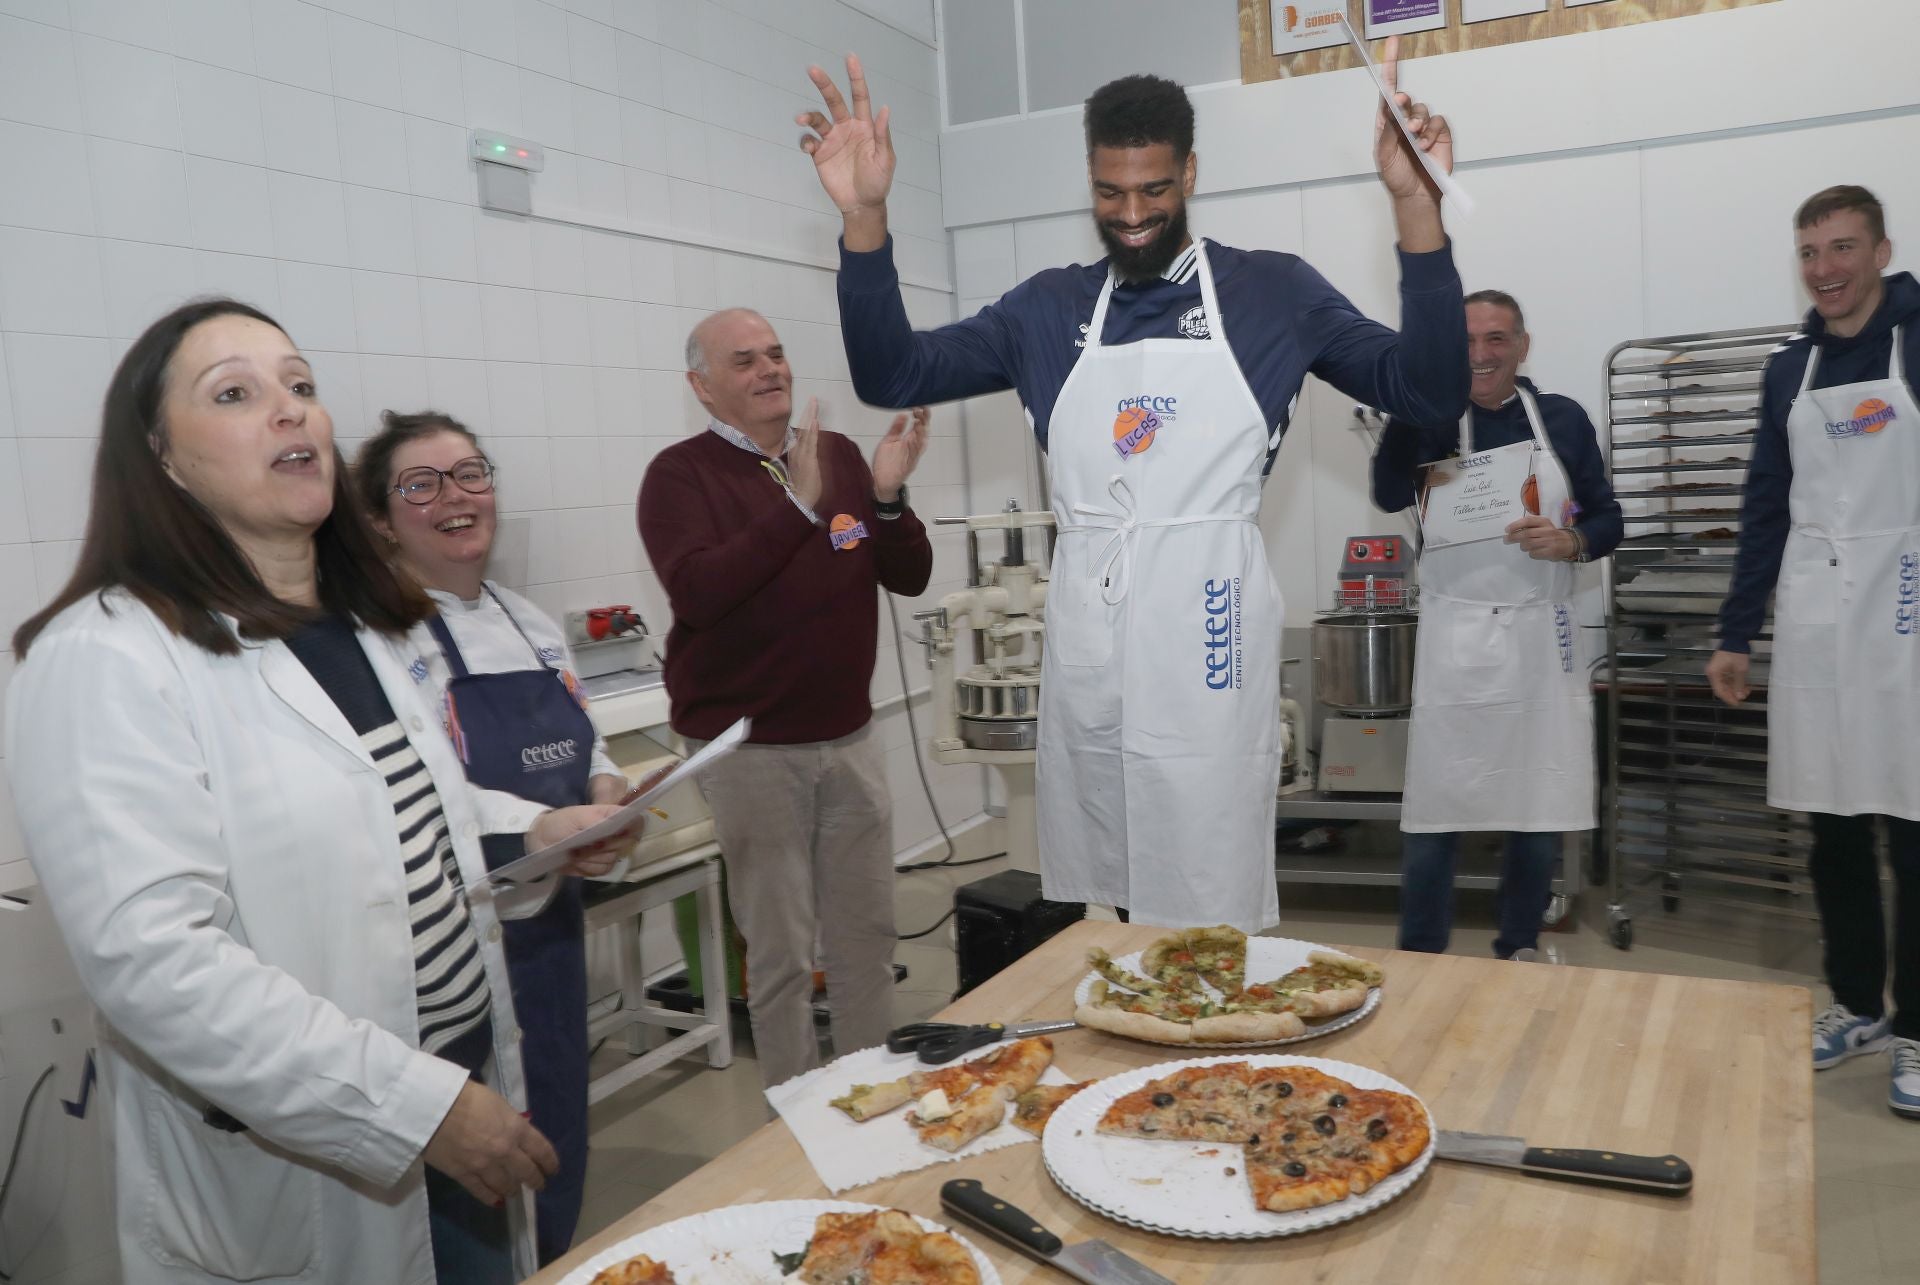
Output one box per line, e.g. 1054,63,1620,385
1064,503,1256,606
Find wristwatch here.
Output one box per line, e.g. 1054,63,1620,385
874,485,908,519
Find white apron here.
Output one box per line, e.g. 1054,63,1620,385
1768,326,1920,820
1035,239,1283,931
1402,386,1596,832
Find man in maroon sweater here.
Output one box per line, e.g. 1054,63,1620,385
638,307,933,1085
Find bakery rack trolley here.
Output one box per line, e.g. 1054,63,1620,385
1599,323,1811,949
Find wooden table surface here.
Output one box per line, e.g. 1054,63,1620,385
532,922,1814,1284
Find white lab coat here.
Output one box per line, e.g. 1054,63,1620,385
4,592,551,1283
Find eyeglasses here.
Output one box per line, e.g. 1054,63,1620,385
391,456,496,505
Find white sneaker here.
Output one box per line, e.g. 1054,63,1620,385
1812,1003,1892,1070
1509,945,1561,964
1891,1038,1920,1118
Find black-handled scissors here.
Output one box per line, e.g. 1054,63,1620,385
885,1018,1078,1065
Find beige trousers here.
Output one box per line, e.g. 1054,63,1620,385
691,723,897,1087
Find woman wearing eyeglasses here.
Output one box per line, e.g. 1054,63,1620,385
357,411,630,1265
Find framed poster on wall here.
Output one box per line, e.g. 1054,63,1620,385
1365,0,1449,39
1271,1,1349,53
1462,0,1546,22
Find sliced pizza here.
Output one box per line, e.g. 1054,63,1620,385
829,1078,913,1122
589,1254,676,1285
1010,1081,1095,1138
793,1210,982,1285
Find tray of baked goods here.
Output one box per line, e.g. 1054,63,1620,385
1070,926,1383,1048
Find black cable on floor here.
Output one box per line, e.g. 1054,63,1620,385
0,1063,56,1282
897,908,956,941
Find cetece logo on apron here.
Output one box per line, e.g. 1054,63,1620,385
522,738,579,773
1203,577,1243,690
829,513,869,550
1899,552,1919,637
1553,603,1575,673
1825,398,1897,438
1113,394,1177,460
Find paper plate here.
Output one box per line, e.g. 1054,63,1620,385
557,1199,1003,1284
1072,936,1381,1048
1042,1054,1433,1240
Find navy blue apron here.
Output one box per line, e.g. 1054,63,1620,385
426,589,595,1266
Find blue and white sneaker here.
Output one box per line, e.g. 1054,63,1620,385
1812,1003,1891,1070
1891,1039,1920,1118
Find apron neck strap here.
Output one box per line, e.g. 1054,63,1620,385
1457,387,1550,458
1800,324,1908,391
1084,239,1223,353
427,586,553,679
482,584,554,669
425,612,470,679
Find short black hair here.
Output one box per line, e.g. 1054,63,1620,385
1465,289,1526,334
1084,74,1194,160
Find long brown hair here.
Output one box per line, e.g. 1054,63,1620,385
13,298,432,658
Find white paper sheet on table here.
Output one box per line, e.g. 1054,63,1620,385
1340,16,1476,216
483,717,750,886
766,1043,1078,1194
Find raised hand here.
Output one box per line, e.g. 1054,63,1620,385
1372,36,1452,205
872,406,930,502
785,396,825,512
798,54,896,224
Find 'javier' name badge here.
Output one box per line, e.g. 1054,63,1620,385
829,513,868,550
1418,439,1535,549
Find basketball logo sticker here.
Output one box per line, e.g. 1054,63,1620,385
1113,394,1177,460
829,513,869,550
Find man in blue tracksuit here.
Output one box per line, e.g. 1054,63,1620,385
793,48,1468,929
1706,184,1920,1116
1371,290,1622,960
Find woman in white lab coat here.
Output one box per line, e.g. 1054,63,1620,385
3,299,640,1284
356,411,631,1265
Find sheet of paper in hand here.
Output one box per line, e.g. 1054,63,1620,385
1417,439,1536,549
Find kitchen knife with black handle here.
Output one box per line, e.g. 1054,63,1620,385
939,1179,1175,1285
1435,1130,1693,1194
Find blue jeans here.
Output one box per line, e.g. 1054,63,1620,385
1398,831,1562,959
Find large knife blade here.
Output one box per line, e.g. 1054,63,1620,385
1435,1130,1692,1195
939,1179,1174,1285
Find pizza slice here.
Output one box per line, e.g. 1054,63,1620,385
1097,1061,1256,1143
589,1255,676,1285
828,1078,913,1122
793,1210,982,1285
906,1036,1053,1100
1243,1081,1429,1211
909,1082,1010,1153
1185,925,1249,995
1088,947,1189,999
1010,1081,1095,1138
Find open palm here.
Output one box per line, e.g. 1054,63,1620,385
798,54,896,214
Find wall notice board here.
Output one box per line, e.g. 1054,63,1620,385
1241,0,1779,83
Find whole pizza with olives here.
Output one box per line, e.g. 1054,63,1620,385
1097,1061,1429,1212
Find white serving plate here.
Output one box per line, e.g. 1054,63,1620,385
1041,1053,1433,1240
557,1199,1003,1284
1072,936,1381,1048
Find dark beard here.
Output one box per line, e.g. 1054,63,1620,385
1096,203,1190,283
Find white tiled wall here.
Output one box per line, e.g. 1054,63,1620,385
0,0,983,903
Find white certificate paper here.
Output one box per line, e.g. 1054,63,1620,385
484,717,751,885
1418,440,1535,548
1462,0,1546,20
1339,16,1476,215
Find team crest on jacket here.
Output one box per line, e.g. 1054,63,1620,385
1178,306,1210,339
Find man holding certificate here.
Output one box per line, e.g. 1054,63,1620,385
1371,290,1622,959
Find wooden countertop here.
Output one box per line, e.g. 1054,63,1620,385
532,922,1814,1284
